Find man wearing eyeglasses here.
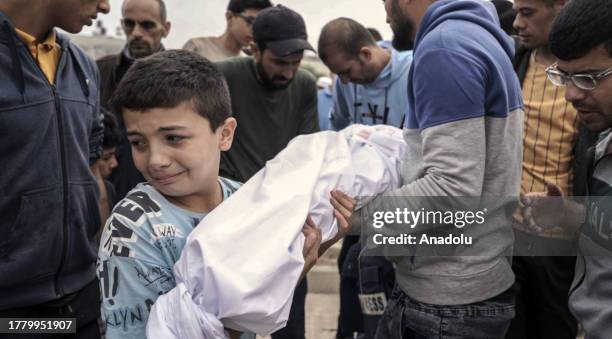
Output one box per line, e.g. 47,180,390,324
97,0,171,201
183,0,272,62
507,1,598,338
521,0,612,336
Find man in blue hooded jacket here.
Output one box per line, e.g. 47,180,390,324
354,0,524,337
0,0,109,337
318,18,413,130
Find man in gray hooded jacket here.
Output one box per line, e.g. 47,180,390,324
357,0,524,337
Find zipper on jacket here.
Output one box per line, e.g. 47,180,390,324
23,41,71,299
52,83,70,298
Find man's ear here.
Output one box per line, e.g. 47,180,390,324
358,46,373,64
218,117,237,151
225,10,233,22
162,21,171,38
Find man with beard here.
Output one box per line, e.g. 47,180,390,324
318,18,412,130
355,0,524,337
521,1,612,336
214,5,318,339
97,0,170,200
0,0,110,337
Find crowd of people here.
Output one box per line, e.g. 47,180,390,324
0,0,611,338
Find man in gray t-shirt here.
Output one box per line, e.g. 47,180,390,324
183,0,271,62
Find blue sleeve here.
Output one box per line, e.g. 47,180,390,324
330,81,352,131
412,49,486,130
97,212,175,339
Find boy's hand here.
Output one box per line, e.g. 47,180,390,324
300,217,322,280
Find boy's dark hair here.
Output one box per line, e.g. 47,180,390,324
102,109,122,149
550,0,612,60
318,18,377,63
110,50,231,132
227,0,272,14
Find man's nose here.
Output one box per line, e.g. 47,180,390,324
564,82,586,103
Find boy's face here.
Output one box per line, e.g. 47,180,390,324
97,147,118,178
124,102,236,200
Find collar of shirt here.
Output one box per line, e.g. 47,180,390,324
13,28,60,84
14,28,59,55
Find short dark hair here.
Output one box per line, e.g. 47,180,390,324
318,18,377,63
227,0,272,14
550,0,612,60
110,50,231,132
102,109,122,149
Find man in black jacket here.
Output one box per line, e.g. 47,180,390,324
508,0,598,338
0,0,110,337
97,0,170,200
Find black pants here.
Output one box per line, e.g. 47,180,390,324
337,236,363,338
0,280,100,339
507,231,578,339
272,278,308,339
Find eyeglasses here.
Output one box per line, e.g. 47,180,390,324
236,14,256,26
121,18,158,31
546,63,612,91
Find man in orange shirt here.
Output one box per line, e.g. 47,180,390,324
0,0,110,337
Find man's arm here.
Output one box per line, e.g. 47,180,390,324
359,49,493,227
329,81,353,131
298,75,320,134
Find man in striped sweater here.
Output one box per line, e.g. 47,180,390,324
509,1,598,338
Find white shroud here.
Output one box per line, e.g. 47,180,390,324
147,125,406,338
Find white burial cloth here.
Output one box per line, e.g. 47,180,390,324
147,125,406,338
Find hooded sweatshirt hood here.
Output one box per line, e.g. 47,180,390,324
404,0,522,130
415,0,515,59
378,0,524,306
329,42,413,130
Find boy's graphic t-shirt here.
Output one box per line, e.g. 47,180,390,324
97,177,241,339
